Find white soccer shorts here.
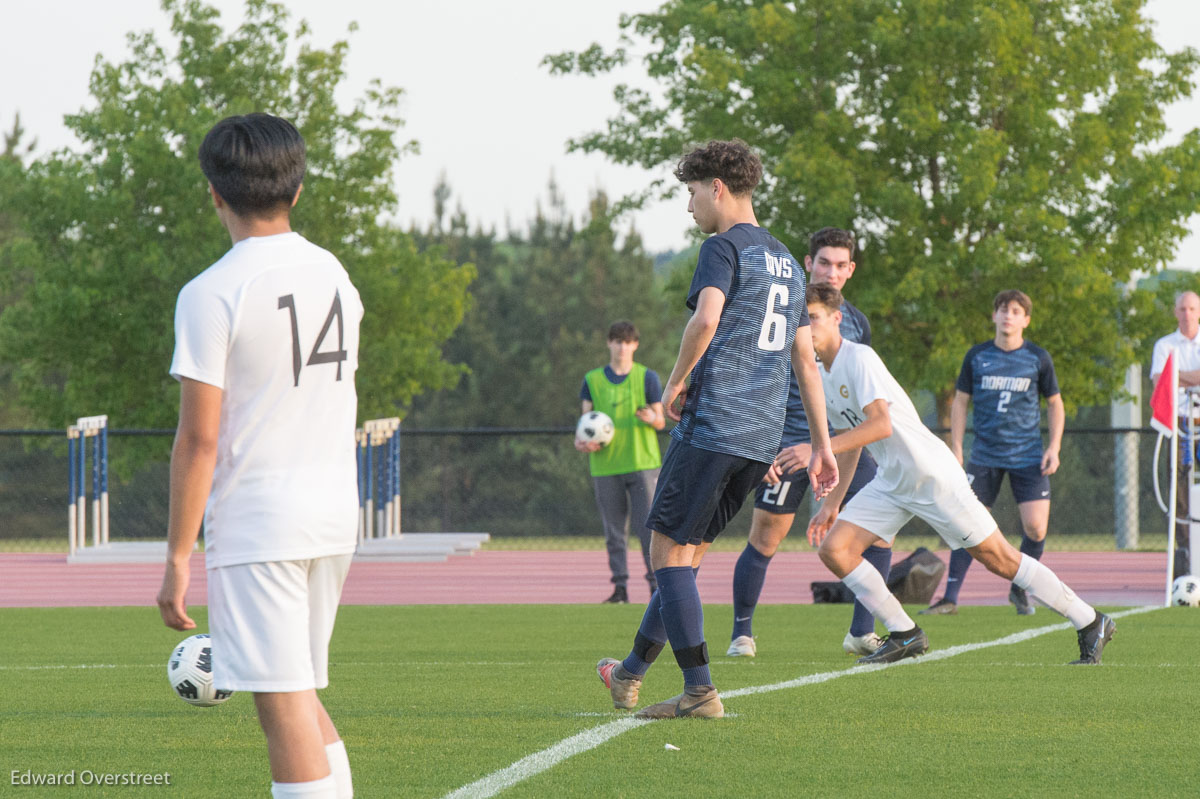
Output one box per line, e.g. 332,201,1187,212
207,554,352,692
838,475,997,550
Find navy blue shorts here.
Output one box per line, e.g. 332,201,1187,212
647,439,770,546
754,449,878,514
965,462,1049,506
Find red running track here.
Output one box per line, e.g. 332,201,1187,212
0,550,1168,608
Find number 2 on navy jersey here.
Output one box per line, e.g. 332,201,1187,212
278,292,348,387
996,390,1011,413
757,283,789,351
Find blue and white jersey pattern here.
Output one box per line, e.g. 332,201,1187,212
671,224,808,464
780,300,871,447
957,341,1059,468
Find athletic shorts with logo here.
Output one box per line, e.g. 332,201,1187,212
965,462,1050,506
838,470,996,550
647,438,770,546
208,554,352,692
754,451,878,514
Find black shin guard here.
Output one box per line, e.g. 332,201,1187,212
633,632,665,664
672,641,709,670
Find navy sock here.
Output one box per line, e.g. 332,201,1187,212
655,565,711,687
1019,535,1045,562
943,548,973,604
849,545,893,636
732,544,772,639
621,588,667,677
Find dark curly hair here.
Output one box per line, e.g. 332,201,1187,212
673,139,762,196
808,227,856,259
807,282,844,312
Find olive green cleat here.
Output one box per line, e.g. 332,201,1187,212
596,657,641,709
634,685,724,719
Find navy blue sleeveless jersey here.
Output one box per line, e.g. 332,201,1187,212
671,224,808,463
956,340,1059,468
780,300,871,446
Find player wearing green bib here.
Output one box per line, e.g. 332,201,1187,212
577,321,665,602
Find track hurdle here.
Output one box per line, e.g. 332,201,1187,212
357,417,401,543
67,414,109,557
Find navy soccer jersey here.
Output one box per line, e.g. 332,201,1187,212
780,299,871,446
671,223,808,463
957,341,1059,468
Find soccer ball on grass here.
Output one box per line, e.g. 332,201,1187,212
576,411,615,447
168,633,233,707
1172,575,1200,607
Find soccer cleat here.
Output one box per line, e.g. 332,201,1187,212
855,628,929,664
596,657,641,708
726,635,756,657
1009,584,1035,616
842,631,884,656
634,685,724,719
918,598,957,615
602,586,629,604
1069,613,1115,665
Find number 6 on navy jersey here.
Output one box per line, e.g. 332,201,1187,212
278,292,348,386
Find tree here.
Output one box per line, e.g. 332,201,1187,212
404,181,678,534
546,0,1200,418
0,0,473,464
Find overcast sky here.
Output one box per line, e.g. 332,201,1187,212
2,0,1198,263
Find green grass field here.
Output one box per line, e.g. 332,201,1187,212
2,604,1195,797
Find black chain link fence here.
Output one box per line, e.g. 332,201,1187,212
0,427,1175,552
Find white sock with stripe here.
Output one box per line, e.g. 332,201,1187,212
842,560,916,632
1013,554,1096,629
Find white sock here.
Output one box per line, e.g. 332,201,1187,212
842,560,916,632
1013,554,1096,629
271,775,337,798
325,740,353,799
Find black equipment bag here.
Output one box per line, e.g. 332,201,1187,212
811,547,946,605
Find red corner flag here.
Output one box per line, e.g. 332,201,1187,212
1151,350,1177,437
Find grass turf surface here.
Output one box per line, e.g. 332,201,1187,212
1,604,1195,797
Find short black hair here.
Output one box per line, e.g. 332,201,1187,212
198,113,306,218
807,283,844,312
809,227,856,259
673,139,762,196
607,320,639,342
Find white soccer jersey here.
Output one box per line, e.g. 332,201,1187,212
820,340,963,500
170,232,363,568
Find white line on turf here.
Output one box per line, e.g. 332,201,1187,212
442,606,1157,799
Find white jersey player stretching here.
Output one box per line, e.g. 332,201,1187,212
157,113,363,799
777,283,1114,665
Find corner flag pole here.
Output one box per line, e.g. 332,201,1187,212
1150,349,1179,606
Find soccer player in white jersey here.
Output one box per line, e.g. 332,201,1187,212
156,114,363,799
779,283,1114,665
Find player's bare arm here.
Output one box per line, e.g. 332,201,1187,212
662,286,724,421
635,401,666,430
157,378,222,631
1042,393,1064,475
806,446,862,546
949,390,970,466
791,324,838,498
776,398,891,474
575,399,603,452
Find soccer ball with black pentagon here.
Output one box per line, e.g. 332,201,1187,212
576,410,615,446
1172,575,1200,607
168,634,233,707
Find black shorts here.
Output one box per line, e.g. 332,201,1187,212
965,462,1050,506
754,448,879,515
647,439,770,546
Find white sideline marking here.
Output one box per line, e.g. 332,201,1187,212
443,606,1157,799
